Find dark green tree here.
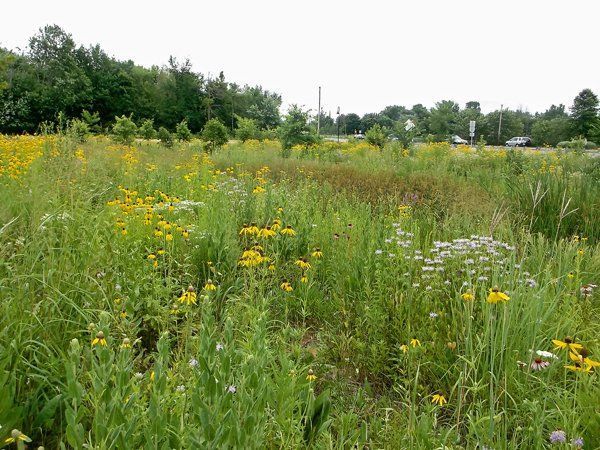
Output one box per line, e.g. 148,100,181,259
202,118,229,152
570,89,599,139
278,105,318,150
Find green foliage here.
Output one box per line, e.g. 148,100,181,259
557,137,598,150
202,118,229,152
428,100,460,140
235,116,260,142
365,123,387,149
570,88,599,140
531,117,570,146
175,119,192,142
138,119,156,140
484,109,525,144
157,126,173,148
278,105,319,151
81,110,101,134
112,115,137,145
67,118,90,143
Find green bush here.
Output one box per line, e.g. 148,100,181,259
202,119,229,152
67,119,90,143
365,124,387,149
112,115,137,145
235,116,260,142
139,119,157,140
176,119,192,142
157,126,174,148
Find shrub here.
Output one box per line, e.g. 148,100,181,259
67,119,90,143
112,115,137,145
235,116,260,142
365,124,387,149
202,119,229,152
176,119,192,142
157,126,174,148
278,105,319,152
557,138,598,150
139,119,157,140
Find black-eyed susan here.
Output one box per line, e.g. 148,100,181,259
239,224,251,236
157,248,166,255
311,248,323,258
295,258,311,270
410,338,421,348
154,228,163,237
147,253,156,260
204,279,217,291
431,394,447,406
259,226,276,238
569,348,600,368
248,223,260,235
280,225,296,236
92,331,107,347
280,280,293,292
165,233,173,242
271,218,282,231
461,290,474,301
268,263,275,271
182,229,190,239
565,361,593,373
487,286,510,304
121,227,127,236
552,336,583,353
179,285,197,305
300,275,308,283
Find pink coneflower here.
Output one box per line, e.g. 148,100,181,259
531,357,550,371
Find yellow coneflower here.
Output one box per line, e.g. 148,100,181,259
239,224,251,235
4,429,31,444
295,258,311,270
300,275,308,283
92,331,107,347
204,279,217,291
552,336,583,353
311,248,323,258
248,223,260,235
306,369,317,382
280,281,293,292
121,338,132,348
569,348,600,368
271,219,282,231
259,226,276,238
565,361,593,373
280,225,296,236
410,338,421,348
487,286,510,304
179,286,197,305
431,394,447,406
400,344,409,353
461,290,474,301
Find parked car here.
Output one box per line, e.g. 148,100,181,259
451,135,469,145
354,132,365,140
505,136,532,147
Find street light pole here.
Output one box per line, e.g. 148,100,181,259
497,104,503,145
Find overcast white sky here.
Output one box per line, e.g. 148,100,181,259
2,0,599,116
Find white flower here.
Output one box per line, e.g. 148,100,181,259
375,249,383,255
189,358,199,368
429,312,438,318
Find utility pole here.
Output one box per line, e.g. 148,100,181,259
317,86,321,136
336,106,340,143
497,104,503,145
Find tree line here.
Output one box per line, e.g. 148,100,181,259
320,93,599,147
0,25,282,135
1,25,599,148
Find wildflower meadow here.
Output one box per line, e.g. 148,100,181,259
0,135,599,449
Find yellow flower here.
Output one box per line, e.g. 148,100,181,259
165,233,173,242
121,338,132,348
487,287,510,304
268,264,275,271
295,258,311,270
410,338,421,348
182,229,190,239
567,272,575,279
300,275,308,283
565,362,593,373
569,349,600,368
280,225,296,236
311,248,323,258
179,286,197,305
400,344,409,353
306,369,317,382
259,226,276,238
461,290,474,301
92,331,107,347
4,429,31,444
204,279,217,291
552,337,583,352
431,394,447,406
577,249,584,256
154,228,163,237
239,224,251,236
147,253,156,260
157,248,166,255
252,185,266,194
280,281,293,292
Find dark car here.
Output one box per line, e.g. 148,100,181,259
505,137,532,147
